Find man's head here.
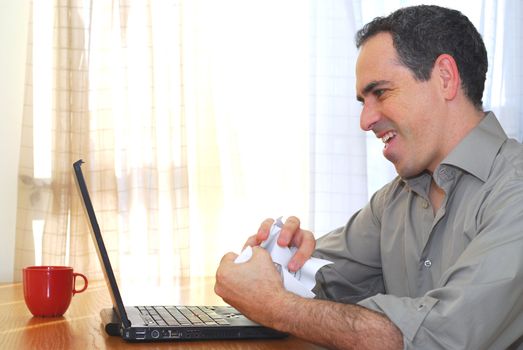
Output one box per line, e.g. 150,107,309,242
356,5,487,110
355,6,488,178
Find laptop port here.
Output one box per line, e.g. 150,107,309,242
166,330,182,339
135,330,146,340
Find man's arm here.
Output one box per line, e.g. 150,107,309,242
214,247,403,350
272,293,403,350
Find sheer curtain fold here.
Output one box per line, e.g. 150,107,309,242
15,0,94,280
14,0,523,283
14,0,191,282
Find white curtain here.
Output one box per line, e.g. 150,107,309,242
307,1,368,236
15,0,311,282
480,0,523,140
15,0,523,283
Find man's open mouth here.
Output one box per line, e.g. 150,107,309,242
381,131,397,148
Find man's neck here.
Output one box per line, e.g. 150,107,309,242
427,102,485,174
429,179,445,214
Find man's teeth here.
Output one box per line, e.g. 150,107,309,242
381,131,396,143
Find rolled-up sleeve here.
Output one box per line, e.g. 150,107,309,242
358,294,438,344
359,241,523,349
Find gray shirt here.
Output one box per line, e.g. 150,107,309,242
313,112,523,349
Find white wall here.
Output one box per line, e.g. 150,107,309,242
0,0,30,282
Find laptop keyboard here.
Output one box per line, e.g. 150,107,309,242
136,306,231,327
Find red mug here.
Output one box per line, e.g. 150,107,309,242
22,266,88,317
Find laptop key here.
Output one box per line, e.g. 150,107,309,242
142,316,156,325
166,319,180,326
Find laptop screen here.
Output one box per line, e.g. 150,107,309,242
73,159,131,328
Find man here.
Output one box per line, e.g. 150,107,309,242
215,5,523,349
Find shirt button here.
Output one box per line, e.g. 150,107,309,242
422,201,429,209
423,259,432,268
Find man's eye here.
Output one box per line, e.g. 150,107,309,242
373,89,386,98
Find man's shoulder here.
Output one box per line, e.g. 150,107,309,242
491,137,523,179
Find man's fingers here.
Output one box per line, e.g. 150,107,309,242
277,216,301,246
219,251,239,265
241,218,275,249
215,252,239,296
256,218,274,242
250,245,272,261
244,216,315,272
288,231,316,272
243,235,258,249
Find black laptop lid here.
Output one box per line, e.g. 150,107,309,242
73,159,131,328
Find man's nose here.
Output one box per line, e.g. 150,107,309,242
360,103,381,131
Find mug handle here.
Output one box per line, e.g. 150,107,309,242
72,272,88,295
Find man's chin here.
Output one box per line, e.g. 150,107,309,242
393,163,424,179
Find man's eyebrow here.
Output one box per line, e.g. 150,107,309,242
356,80,391,102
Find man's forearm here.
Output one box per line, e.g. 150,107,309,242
266,292,403,350
214,248,402,349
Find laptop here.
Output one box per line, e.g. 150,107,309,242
73,159,286,341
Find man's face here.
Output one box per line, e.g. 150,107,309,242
356,32,448,178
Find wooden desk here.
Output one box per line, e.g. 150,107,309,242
0,278,326,350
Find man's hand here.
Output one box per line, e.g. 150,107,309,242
215,243,404,349
215,246,403,349
214,246,290,326
243,216,316,272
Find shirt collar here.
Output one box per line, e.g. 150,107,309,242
404,112,507,194
439,111,507,183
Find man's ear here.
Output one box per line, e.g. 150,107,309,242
433,54,460,101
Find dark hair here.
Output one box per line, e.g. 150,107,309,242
355,5,488,110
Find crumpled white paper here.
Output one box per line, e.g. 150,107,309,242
234,217,332,298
